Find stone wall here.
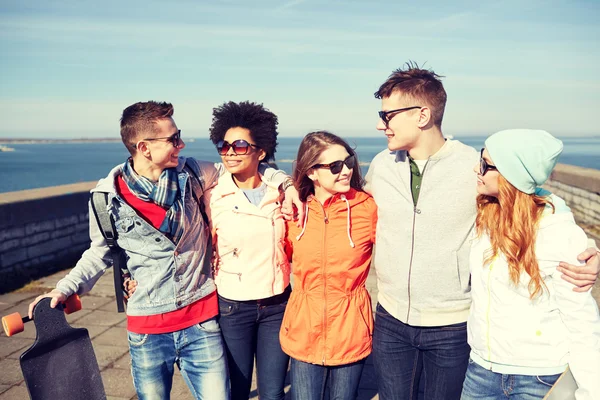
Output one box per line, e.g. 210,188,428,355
543,164,600,244
0,182,96,294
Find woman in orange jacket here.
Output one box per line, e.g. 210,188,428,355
279,131,377,400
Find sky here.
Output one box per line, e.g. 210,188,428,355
0,0,599,138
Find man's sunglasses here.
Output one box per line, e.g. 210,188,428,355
312,155,356,174
216,139,260,156
378,106,421,127
143,130,182,147
479,148,498,176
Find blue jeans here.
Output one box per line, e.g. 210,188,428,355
461,359,561,399
127,318,229,400
372,303,470,400
218,291,290,400
290,358,366,400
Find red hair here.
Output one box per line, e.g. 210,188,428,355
476,175,554,299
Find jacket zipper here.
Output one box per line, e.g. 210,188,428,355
406,159,429,322
318,198,330,364
217,248,241,281
271,216,277,293
486,260,494,369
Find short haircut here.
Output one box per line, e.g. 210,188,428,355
293,131,365,202
120,101,174,155
209,101,279,162
374,61,447,127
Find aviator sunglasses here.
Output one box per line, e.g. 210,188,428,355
479,148,498,176
312,155,356,174
216,139,260,156
143,130,182,147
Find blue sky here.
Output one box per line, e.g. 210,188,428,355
0,0,598,138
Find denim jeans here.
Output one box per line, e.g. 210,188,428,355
127,318,229,400
372,303,470,400
461,359,561,399
218,293,290,400
290,358,366,400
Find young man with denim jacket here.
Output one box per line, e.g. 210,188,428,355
28,101,297,400
365,63,600,400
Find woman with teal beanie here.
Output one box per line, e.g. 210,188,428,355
461,129,600,399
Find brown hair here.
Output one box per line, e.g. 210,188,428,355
120,101,174,155
476,174,555,299
293,131,365,202
374,61,447,127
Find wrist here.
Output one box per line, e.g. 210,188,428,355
280,178,294,192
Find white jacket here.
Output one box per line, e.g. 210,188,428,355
468,197,600,399
203,172,290,301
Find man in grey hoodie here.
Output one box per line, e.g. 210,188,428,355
365,62,600,400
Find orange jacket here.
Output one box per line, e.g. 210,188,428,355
280,188,377,366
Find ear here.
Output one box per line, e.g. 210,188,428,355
307,168,318,182
257,149,267,161
137,140,152,158
417,107,432,128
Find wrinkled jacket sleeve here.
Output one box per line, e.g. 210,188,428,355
55,200,113,297
550,223,600,399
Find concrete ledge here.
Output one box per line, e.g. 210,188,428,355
0,182,96,205
550,164,600,194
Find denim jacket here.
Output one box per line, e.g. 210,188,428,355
56,157,287,316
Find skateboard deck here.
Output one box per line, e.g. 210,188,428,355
19,297,106,400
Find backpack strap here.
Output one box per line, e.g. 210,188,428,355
184,159,213,277
90,192,127,313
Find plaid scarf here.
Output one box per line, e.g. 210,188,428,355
121,159,185,244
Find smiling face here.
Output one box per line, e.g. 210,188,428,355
376,92,423,152
308,144,353,202
474,148,500,197
221,126,265,181
143,118,185,170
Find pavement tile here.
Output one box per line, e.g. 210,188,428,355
0,385,9,395
65,308,93,324
170,373,194,399
80,295,115,311
101,368,137,399
93,326,128,346
75,310,127,327
0,293,38,310
107,397,131,400
0,385,29,400
0,336,32,358
93,344,129,369
0,359,23,386
111,353,132,370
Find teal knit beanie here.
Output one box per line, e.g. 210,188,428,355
484,129,563,194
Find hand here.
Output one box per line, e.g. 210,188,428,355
282,186,305,227
124,277,138,299
557,247,600,292
28,289,67,319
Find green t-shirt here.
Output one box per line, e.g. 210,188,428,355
409,157,427,206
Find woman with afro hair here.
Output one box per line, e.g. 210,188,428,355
204,101,291,400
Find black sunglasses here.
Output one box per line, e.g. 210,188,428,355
378,106,422,127
312,155,356,175
144,130,182,147
216,139,260,156
479,148,498,176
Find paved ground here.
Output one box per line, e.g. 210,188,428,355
0,268,380,400
1,265,599,400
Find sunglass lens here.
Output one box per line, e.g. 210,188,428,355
217,141,228,155
329,161,344,174
232,140,250,155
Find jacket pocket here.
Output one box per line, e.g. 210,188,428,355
454,247,471,294
115,217,146,251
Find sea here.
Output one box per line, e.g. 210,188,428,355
0,136,599,194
